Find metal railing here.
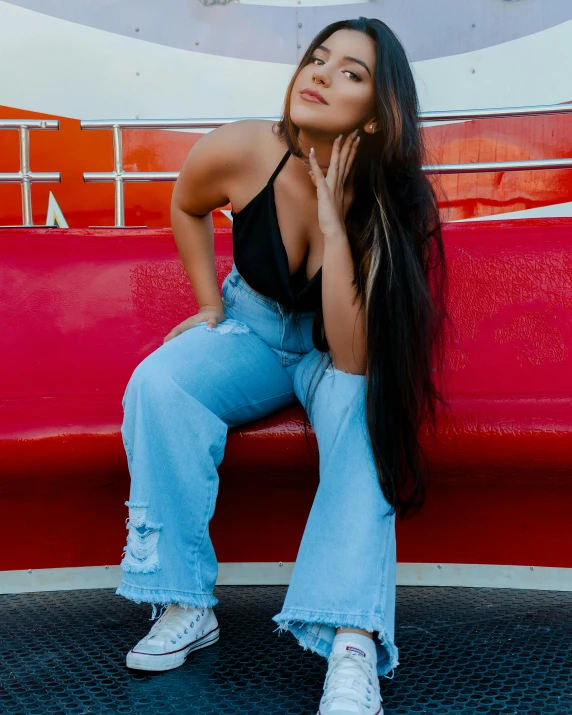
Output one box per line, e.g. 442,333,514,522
80,118,272,228
421,103,572,174
0,120,60,227
4,104,572,228
81,103,572,227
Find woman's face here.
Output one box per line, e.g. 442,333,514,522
290,29,377,137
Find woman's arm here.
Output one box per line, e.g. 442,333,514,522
322,230,367,375
307,133,366,375
170,121,250,310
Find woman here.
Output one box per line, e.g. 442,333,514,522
117,16,449,715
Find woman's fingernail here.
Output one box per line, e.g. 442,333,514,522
352,129,359,138
355,136,361,144
310,147,315,155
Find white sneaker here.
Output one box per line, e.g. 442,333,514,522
126,604,220,671
317,633,383,715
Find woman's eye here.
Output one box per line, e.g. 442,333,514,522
308,56,360,81
343,70,361,82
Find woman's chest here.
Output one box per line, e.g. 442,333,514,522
274,182,324,281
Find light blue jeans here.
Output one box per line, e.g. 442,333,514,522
117,262,399,677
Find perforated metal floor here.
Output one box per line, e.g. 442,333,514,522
1,586,571,714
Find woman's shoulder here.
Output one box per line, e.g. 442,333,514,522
214,119,290,201
181,119,281,171
194,119,286,183
172,119,286,216
211,118,282,156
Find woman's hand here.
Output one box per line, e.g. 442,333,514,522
163,304,227,343
307,129,360,240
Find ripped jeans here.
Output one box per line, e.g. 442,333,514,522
118,262,398,677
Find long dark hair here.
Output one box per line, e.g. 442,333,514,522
276,17,453,519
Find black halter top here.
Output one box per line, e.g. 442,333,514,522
231,150,323,312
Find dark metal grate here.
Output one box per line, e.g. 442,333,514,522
1,586,571,714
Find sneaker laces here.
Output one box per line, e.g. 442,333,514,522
322,652,377,708
143,604,206,645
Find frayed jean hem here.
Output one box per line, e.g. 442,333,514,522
116,581,219,617
271,608,399,678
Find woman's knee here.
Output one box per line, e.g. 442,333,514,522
122,343,182,408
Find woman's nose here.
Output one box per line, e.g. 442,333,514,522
312,69,330,87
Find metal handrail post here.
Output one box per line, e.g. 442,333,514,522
0,119,60,228
112,125,125,228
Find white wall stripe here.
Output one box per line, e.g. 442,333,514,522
1,1,572,119
1,563,571,595
0,1,294,119
414,19,572,112
452,200,572,222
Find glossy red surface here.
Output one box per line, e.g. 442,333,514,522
428,108,572,220
1,220,571,571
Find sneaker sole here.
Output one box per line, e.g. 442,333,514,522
126,626,220,672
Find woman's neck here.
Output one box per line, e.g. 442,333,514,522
297,130,336,170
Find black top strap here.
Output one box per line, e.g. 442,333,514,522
267,150,291,184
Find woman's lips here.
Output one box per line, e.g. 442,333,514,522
300,90,327,104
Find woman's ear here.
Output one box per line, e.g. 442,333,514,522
363,118,378,135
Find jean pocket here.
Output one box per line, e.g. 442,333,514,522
221,274,240,308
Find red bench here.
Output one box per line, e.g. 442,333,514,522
1,219,571,582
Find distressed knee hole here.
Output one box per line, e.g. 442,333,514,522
120,501,163,574
199,319,251,336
